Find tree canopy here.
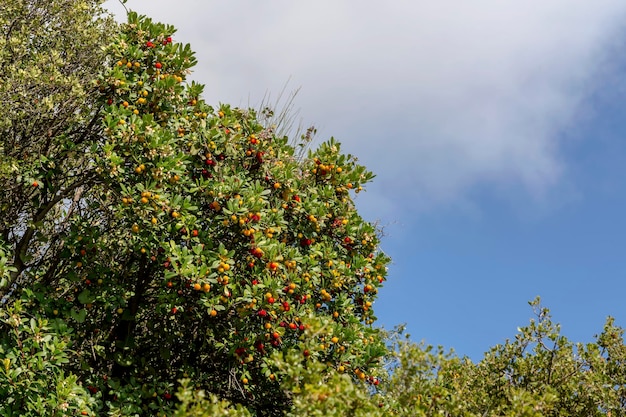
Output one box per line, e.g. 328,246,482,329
1,2,389,415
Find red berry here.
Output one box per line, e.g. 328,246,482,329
155,62,162,69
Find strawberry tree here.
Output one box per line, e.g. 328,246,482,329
0,9,390,415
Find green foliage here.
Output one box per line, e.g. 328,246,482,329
0,238,17,289
173,380,252,417
0,294,96,416
384,299,626,417
268,315,386,417
0,0,115,295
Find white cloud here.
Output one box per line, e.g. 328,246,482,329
104,0,626,217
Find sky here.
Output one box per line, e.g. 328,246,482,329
104,0,626,360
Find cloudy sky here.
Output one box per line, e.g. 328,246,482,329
105,0,626,359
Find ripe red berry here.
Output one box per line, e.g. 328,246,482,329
155,62,162,69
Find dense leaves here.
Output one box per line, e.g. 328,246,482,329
384,299,626,417
1,2,389,415
0,0,114,292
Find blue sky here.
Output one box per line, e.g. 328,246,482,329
105,0,626,360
